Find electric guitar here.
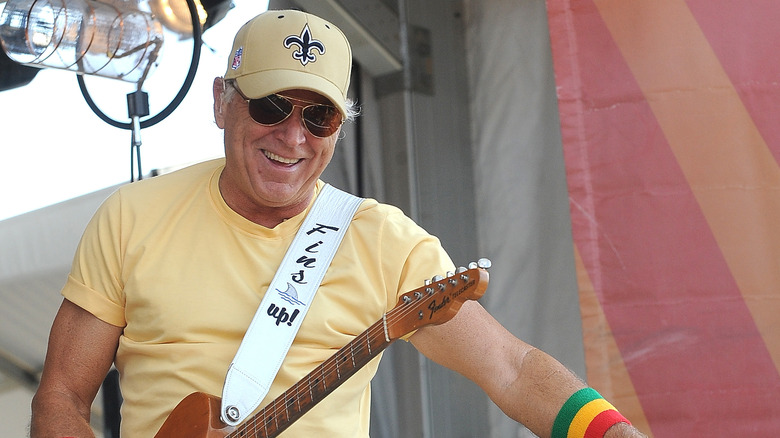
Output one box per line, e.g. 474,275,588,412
155,260,490,438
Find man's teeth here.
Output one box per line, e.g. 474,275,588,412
264,150,300,164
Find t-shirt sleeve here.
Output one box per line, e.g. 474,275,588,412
380,207,455,296
375,207,456,340
62,190,127,327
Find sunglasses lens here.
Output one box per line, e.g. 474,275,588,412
302,105,342,137
248,95,293,125
246,93,343,137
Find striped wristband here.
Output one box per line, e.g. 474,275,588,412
551,388,631,438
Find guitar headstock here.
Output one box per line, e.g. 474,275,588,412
386,259,491,340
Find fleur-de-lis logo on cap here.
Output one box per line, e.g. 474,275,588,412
284,24,325,66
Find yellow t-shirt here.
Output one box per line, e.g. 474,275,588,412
62,158,454,437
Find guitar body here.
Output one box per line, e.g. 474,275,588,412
154,392,233,438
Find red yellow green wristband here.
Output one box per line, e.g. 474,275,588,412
551,388,631,438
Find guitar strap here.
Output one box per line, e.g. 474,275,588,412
220,184,363,426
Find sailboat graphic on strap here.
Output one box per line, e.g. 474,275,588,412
277,282,305,306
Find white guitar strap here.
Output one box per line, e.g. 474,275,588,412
220,184,363,426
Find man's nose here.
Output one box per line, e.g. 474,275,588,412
276,107,308,143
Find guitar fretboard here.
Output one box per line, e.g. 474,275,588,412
227,319,392,438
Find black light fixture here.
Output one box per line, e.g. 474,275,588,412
0,44,39,91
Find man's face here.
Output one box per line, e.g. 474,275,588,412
214,79,340,223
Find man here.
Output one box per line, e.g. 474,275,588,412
30,9,644,438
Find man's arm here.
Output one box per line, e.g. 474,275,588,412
409,300,644,438
30,299,123,438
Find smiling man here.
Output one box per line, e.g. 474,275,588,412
30,9,644,438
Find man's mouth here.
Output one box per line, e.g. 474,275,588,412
264,150,301,165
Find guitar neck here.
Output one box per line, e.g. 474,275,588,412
155,264,489,438
229,318,393,438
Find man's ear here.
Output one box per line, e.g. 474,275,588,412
213,77,226,128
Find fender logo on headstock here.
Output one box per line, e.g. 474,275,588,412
427,278,476,319
428,295,451,318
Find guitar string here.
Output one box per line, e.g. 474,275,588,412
237,327,384,437
230,311,396,437
228,269,478,437
229,324,385,437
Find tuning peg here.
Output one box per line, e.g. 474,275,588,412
468,258,492,270
445,271,455,284
456,266,467,273
423,279,434,295
431,274,446,291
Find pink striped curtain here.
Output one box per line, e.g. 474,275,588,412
546,1,780,436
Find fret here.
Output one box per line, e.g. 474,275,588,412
311,376,321,393
308,374,315,403
285,393,298,428
261,404,276,436
256,420,263,438
246,417,257,438
283,391,291,421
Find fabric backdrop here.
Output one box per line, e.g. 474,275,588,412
546,0,780,436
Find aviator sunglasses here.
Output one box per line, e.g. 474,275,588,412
226,80,344,138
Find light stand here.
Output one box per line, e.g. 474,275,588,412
1,0,208,182
75,0,203,181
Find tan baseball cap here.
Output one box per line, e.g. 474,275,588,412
224,9,352,117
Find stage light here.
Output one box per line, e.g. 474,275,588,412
150,0,208,36
0,0,231,90
149,0,232,35
0,0,164,83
